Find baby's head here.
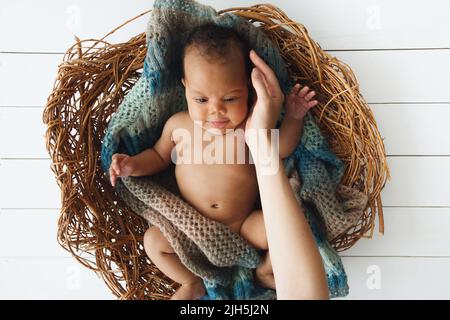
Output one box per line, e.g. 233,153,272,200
181,23,253,134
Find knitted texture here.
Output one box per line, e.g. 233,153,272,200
100,0,367,299
116,173,261,286
293,113,369,241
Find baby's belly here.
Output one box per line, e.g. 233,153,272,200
175,163,259,233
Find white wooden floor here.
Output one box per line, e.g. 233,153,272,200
1,0,449,299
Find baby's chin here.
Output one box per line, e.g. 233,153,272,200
195,120,237,136
202,122,237,136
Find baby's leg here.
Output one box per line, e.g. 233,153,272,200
239,210,275,290
239,210,268,250
143,226,205,300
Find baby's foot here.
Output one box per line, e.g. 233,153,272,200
170,280,206,300
255,269,276,290
255,251,275,290
285,83,318,120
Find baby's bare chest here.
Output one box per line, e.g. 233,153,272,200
175,162,258,229
172,126,258,227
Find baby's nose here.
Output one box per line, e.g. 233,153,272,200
208,103,226,114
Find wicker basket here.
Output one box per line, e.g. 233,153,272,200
43,4,390,299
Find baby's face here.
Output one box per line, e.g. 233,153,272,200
182,47,249,135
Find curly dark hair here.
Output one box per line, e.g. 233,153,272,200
181,23,253,81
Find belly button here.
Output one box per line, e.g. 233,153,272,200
211,203,219,209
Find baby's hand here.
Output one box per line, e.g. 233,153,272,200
109,153,135,187
285,83,318,120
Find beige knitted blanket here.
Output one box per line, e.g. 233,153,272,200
115,157,367,287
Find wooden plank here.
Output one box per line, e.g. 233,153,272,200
381,157,450,207
279,0,450,51
0,159,61,209
332,49,450,103
0,258,116,299
0,107,49,158
0,0,150,53
1,0,450,52
1,208,448,258
0,209,69,258
0,53,62,107
371,104,450,156
0,156,449,212
1,256,448,299
343,208,450,257
338,257,450,299
1,50,449,106
3,104,450,158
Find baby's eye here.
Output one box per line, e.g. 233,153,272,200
224,97,238,102
194,98,207,104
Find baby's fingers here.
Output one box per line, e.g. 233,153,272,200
289,83,302,95
305,90,316,101
110,161,121,176
109,167,117,187
308,100,319,108
298,85,311,97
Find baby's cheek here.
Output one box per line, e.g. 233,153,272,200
237,104,249,120
187,105,204,121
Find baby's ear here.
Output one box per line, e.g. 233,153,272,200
181,78,185,87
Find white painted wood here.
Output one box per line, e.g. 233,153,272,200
0,53,62,107
276,0,450,51
0,0,151,53
381,157,450,207
1,0,449,300
1,0,450,52
371,104,450,156
0,258,116,299
339,257,450,299
1,157,450,208
0,107,48,158
332,49,450,103
3,104,450,158
343,208,450,257
1,208,448,258
1,50,450,107
1,256,449,299
0,159,61,208
0,209,69,258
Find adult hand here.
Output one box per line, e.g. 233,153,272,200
244,53,329,300
245,49,285,151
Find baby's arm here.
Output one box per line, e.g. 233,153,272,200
279,117,304,159
109,113,179,186
129,114,178,176
279,84,318,159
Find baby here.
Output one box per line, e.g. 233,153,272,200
109,24,318,300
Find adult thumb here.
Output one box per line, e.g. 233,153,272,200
251,68,269,101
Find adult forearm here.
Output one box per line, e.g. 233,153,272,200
254,153,329,299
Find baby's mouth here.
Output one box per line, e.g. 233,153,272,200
208,120,229,129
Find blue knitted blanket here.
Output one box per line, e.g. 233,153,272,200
100,0,357,299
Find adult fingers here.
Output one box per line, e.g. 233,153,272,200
251,68,270,102
249,50,282,99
